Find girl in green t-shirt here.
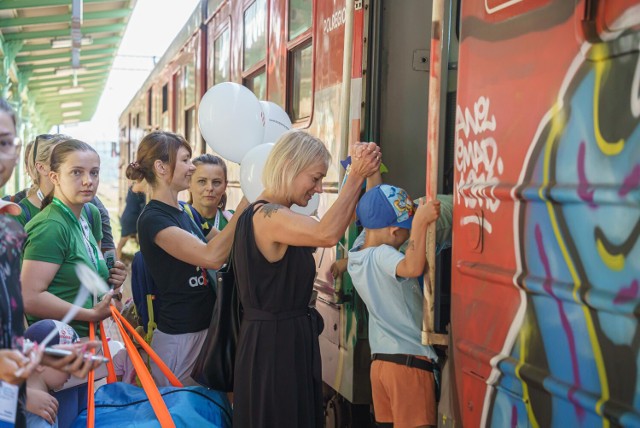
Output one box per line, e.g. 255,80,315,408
183,154,234,238
21,139,127,338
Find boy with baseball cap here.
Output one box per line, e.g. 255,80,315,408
347,184,441,427
23,320,80,428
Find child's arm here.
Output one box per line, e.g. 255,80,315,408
396,199,441,278
25,387,59,425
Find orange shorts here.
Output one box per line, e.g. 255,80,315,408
370,356,436,427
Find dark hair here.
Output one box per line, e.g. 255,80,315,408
189,153,228,209
126,131,192,186
42,138,98,208
0,98,17,128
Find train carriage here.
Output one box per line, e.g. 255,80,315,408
119,0,640,426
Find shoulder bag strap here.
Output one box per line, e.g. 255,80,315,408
87,322,97,427
104,306,177,428
111,306,182,387
83,203,94,230
18,199,31,223
99,320,117,384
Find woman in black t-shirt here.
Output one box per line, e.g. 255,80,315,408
127,131,247,386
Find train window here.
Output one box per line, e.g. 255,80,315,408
162,84,168,113
184,64,196,107
213,28,230,85
173,71,183,133
243,0,267,71
289,41,312,120
185,107,196,148
207,0,224,15
245,69,267,100
289,0,312,40
147,89,152,127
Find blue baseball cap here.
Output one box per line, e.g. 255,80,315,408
24,320,79,346
356,184,416,229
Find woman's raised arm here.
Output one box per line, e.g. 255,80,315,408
153,197,248,269
254,143,381,251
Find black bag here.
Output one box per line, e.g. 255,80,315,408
191,259,243,392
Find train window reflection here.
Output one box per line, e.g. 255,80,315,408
245,69,266,100
184,64,196,107
243,0,266,71
214,29,230,85
289,0,312,40
290,41,312,120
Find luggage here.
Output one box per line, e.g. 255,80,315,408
73,306,231,428
72,383,231,427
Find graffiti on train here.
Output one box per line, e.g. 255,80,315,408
486,33,640,428
455,95,503,233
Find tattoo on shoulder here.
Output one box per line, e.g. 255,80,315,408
261,203,283,218
405,239,415,251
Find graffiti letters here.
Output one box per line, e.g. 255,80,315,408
455,96,503,231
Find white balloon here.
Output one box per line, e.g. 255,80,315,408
291,193,320,216
260,101,292,144
198,82,265,163
239,143,274,202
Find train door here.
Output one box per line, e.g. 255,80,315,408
365,0,457,338
369,0,431,198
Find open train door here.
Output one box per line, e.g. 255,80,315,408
361,0,460,425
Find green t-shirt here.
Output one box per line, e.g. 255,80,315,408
23,201,109,337
203,209,234,231
11,198,39,227
11,198,103,244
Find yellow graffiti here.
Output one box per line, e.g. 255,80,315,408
516,326,541,428
541,104,610,427
593,46,625,156
596,237,625,271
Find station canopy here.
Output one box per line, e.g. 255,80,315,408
0,0,136,131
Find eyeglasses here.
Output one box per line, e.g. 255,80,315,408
32,133,54,165
0,136,21,161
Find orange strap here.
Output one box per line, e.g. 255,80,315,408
99,320,117,384
88,322,96,428
111,307,182,387
109,309,176,427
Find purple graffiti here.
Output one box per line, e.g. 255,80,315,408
620,164,640,197
577,142,596,208
535,224,585,421
511,405,517,428
613,279,638,304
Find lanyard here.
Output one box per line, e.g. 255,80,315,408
212,209,220,231
52,198,99,270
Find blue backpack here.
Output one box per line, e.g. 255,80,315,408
131,251,159,342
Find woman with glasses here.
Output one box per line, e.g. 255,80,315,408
0,99,103,428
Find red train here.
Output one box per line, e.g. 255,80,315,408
119,1,640,426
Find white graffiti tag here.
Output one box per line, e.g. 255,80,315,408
455,96,503,232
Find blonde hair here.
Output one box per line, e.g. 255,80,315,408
26,134,72,196
262,130,331,199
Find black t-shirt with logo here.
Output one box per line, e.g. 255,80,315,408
137,200,215,334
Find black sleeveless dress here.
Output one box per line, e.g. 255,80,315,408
232,201,324,428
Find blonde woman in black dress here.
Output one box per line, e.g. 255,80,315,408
232,130,380,427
